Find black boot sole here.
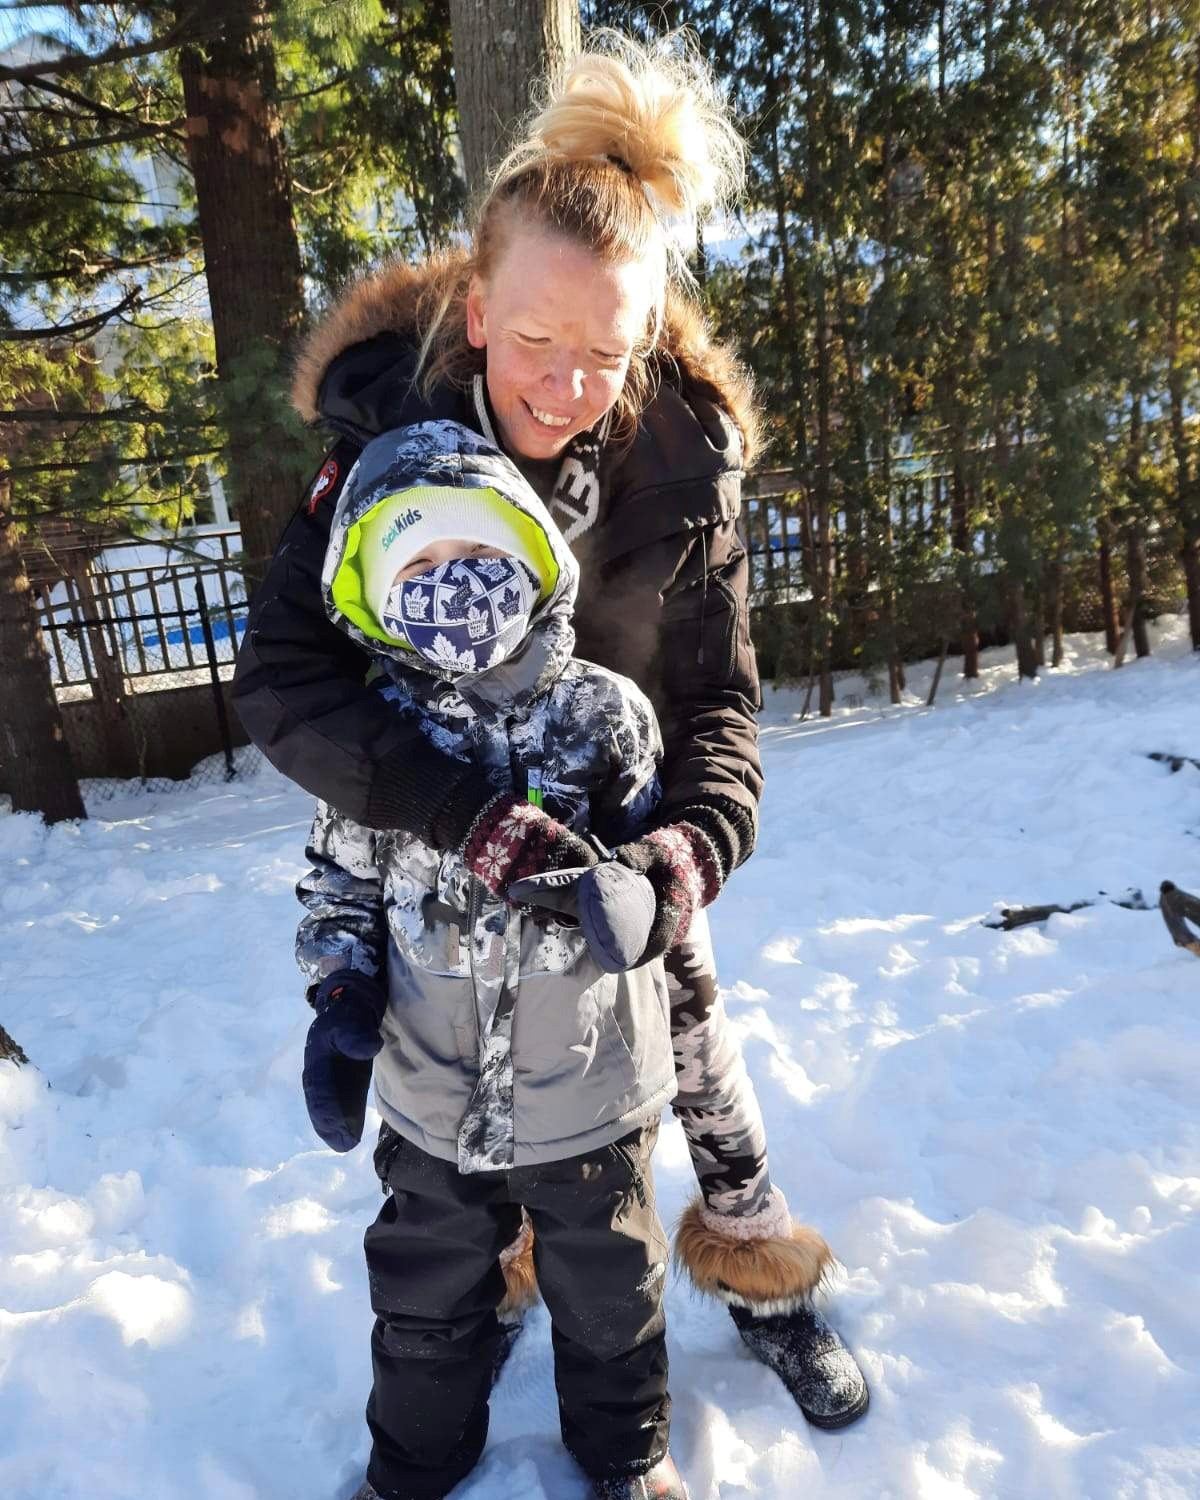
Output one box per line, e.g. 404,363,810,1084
799,1379,870,1430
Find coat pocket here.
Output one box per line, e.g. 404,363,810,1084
604,961,673,1094
659,568,757,708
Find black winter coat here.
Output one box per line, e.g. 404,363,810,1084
231,261,764,870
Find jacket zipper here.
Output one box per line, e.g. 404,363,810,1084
466,872,484,1060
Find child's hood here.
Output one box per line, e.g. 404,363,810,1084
320,420,580,702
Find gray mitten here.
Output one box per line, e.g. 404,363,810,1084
508,860,657,974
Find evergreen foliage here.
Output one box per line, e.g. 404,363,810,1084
591,0,1200,698
3,1,1199,727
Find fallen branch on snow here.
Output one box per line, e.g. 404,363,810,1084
983,890,1150,931
1159,882,1200,958
0,1023,29,1066
1146,752,1200,774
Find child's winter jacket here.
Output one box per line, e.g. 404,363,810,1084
295,422,676,1173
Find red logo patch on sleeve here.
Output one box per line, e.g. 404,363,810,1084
307,456,340,515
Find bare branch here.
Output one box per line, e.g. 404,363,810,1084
1,247,197,283
0,10,223,85
2,184,185,211
0,406,217,425
21,72,170,127
5,118,186,166
0,287,141,341
4,448,220,477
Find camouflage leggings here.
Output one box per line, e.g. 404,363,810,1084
664,911,775,1220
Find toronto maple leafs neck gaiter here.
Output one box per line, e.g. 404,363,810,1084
380,554,542,676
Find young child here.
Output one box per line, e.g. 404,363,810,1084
295,420,688,1500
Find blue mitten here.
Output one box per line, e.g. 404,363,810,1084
302,972,388,1152
508,861,657,974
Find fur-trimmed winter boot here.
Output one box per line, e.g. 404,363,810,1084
494,1213,538,1378
497,1213,538,1317
675,1192,869,1430
590,1453,690,1499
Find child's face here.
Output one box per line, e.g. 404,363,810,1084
392,539,509,584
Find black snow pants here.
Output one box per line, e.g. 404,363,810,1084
363,1118,670,1500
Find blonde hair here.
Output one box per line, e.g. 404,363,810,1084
415,31,748,450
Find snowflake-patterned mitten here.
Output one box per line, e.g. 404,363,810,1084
611,822,724,963
463,793,598,895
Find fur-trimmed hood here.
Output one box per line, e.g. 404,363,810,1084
291,248,760,467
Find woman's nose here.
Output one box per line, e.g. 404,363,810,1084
544,355,585,402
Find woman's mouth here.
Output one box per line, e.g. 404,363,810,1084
525,402,572,430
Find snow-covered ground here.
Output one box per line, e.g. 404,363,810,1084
2,620,1199,1500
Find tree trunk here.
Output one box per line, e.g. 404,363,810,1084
1098,512,1120,653
1007,576,1040,680
952,464,979,677
1126,527,1151,658
936,2,978,681
1178,39,1200,652
0,508,85,823
1184,533,1200,651
801,0,834,718
177,0,309,585
70,559,142,779
449,0,581,196
1166,277,1200,651
813,275,835,718
1124,385,1152,660
1050,547,1065,668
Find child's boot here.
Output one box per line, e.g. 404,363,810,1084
591,1453,690,1499
675,1191,869,1429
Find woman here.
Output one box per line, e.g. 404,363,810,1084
233,33,868,1494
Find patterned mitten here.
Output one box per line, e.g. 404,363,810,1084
612,822,724,963
463,794,598,895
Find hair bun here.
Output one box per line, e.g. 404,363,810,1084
529,32,745,227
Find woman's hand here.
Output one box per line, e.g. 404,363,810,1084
463,793,598,895
508,860,657,973
610,822,722,961
509,820,722,972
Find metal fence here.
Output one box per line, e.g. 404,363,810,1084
41,529,246,695
35,530,262,797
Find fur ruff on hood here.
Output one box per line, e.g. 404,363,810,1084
291,249,760,467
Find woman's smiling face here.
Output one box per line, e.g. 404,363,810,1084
466,226,656,461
